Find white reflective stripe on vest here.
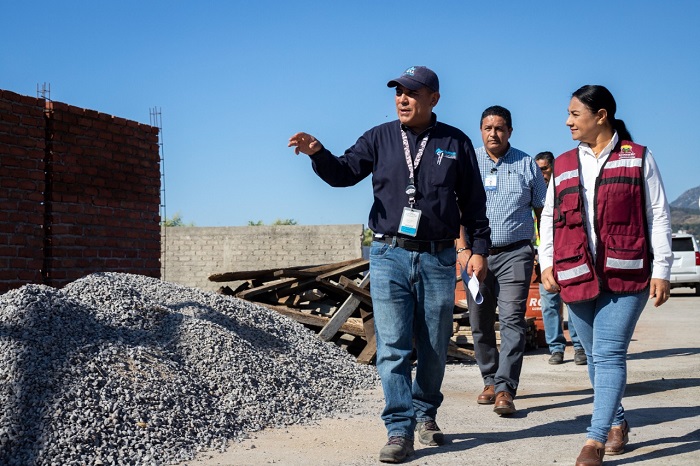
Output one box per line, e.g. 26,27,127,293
557,263,590,281
554,169,579,187
606,257,644,270
604,158,643,170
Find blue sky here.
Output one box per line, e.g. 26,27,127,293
3,1,699,227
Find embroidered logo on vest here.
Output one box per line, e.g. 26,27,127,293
620,144,636,158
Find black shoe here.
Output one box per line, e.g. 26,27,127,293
574,349,588,365
548,352,564,365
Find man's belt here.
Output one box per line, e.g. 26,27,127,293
377,235,454,253
488,239,532,256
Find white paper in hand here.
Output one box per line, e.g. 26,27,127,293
468,274,483,304
460,267,484,304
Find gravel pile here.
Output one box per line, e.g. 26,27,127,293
0,272,379,465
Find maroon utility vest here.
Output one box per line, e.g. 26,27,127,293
552,141,651,304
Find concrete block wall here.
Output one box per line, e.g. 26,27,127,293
161,224,364,292
0,88,161,293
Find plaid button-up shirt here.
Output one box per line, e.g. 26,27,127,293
475,145,547,248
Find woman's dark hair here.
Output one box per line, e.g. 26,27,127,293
572,85,632,142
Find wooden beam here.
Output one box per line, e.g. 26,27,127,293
356,334,377,365
209,267,305,283
272,278,319,298
316,260,369,282
339,276,372,305
447,341,476,361
209,258,365,282
256,303,365,337
236,277,299,300
359,305,375,343
272,258,367,278
319,273,370,341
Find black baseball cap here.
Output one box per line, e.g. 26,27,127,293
387,66,439,92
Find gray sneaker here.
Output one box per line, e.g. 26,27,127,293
379,436,414,463
548,352,564,365
415,420,444,446
574,349,588,365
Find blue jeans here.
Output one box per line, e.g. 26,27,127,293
369,240,456,439
539,284,582,354
567,289,647,443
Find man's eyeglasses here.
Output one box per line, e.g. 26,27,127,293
539,165,551,171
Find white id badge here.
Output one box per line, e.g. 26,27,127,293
484,174,497,191
398,207,421,237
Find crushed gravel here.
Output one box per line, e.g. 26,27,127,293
0,272,378,465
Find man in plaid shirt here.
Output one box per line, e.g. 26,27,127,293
457,105,547,416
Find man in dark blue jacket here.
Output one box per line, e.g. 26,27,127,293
288,66,490,464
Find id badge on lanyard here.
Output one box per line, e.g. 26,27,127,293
399,128,429,237
399,207,422,237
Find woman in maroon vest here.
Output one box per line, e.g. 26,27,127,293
538,85,673,466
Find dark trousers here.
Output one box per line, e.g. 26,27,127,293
467,243,534,396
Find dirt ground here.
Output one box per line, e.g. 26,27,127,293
180,288,700,466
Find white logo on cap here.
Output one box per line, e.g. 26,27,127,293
405,67,416,76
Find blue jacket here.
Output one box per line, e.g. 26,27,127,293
309,115,491,255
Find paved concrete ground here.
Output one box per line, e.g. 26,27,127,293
183,288,700,466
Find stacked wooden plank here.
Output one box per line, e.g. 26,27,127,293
210,258,382,364
210,258,538,365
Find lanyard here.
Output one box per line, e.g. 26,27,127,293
400,128,430,206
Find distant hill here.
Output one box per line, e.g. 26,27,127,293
670,186,700,210
670,186,700,236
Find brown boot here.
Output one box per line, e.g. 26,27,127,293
575,442,605,466
605,419,629,455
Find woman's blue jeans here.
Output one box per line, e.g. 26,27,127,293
539,284,583,353
369,240,456,439
567,289,647,443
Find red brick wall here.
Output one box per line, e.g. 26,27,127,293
0,89,161,293
0,90,46,290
